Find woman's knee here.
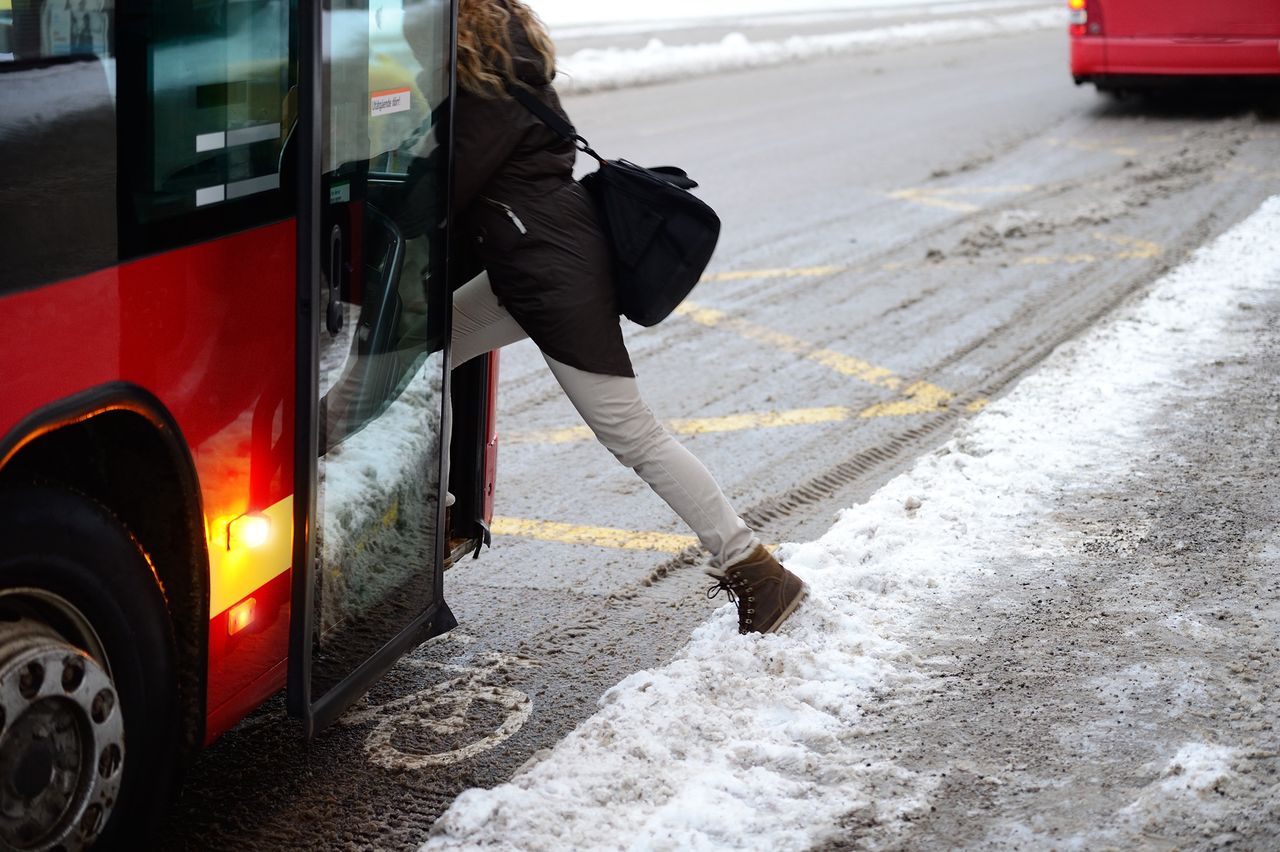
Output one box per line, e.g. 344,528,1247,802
591,407,670,468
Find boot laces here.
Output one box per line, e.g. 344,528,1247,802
707,573,756,629
706,575,741,605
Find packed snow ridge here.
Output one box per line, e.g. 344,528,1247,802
553,7,1063,93
423,196,1280,851
534,0,1035,29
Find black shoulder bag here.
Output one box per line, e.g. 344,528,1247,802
510,87,721,327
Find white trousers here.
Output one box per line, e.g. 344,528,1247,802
451,272,758,571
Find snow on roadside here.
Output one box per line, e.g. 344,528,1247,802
554,8,1062,94
545,1,1036,40
425,197,1280,852
533,0,1028,28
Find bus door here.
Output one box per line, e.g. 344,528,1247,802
289,0,457,736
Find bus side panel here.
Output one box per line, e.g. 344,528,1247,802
0,220,298,743
1103,0,1280,39
1099,38,1280,76
1071,36,1107,79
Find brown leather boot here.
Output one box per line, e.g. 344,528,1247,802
708,545,808,635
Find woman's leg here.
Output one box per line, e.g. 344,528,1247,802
445,272,528,502
451,271,529,366
542,354,758,572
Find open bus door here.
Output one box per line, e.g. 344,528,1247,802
288,0,458,736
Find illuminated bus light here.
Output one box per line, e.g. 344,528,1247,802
228,512,271,550
227,597,257,636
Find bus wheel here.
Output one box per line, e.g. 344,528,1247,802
0,486,180,851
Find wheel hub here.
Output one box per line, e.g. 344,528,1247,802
0,619,124,852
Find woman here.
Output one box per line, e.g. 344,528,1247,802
445,0,805,634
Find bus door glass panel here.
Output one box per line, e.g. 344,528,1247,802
309,0,451,697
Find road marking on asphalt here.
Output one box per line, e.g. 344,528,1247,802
675,302,905,389
1018,253,1098,266
887,184,1037,213
701,266,845,282
675,302,968,418
1092,232,1162,259
1224,162,1280,182
508,407,855,445
492,517,698,553
1044,136,1140,157
700,233,1163,286
340,652,535,769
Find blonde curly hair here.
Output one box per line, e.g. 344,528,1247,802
457,0,556,98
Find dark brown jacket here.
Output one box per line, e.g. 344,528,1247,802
451,17,633,377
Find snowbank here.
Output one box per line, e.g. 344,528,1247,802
533,0,1028,28
554,8,1063,93
423,195,1280,851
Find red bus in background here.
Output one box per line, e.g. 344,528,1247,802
1069,0,1280,91
0,0,495,847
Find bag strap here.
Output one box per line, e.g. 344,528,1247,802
508,85,606,165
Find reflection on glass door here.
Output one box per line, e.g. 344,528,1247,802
302,0,455,705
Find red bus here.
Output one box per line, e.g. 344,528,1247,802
1069,0,1280,91
0,0,497,847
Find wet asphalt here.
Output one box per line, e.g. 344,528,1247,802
157,19,1280,852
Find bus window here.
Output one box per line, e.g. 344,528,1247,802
117,0,293,255
0,1,117,293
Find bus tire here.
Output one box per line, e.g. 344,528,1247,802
0,485,180,851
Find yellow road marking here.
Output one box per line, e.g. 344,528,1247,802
697,233,1161,289
1091,232,1162,259
887,184,1037,213
701,266,845,282
1044,137,1140,157
507,425,595,445
859,380,955,418
675,302,905,389
1018,253,1098,266
675,301,971,419
1224,162,1280,182
670,407,851,434
491,517,697,553
510,407,856,445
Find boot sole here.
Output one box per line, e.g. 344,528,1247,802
763,582,809,634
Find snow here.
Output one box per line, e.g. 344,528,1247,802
531,0,1029,28
423,196,1280,852
552,8,1063,93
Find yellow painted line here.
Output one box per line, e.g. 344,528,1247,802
1018,253,1098,266
510,407,857,445
701,266,845,283
887,184,1037,213
675,301,978,419
507,425,596,445
492,517,697,553
675,302,904,389
859,380,955,418
1044,137,1140,157
1222,163,1280,182
670,407,850,434
1091,232,1162,260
